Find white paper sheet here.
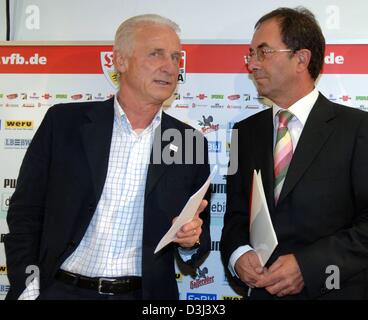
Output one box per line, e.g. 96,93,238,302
249,170,278,266
154,165,217,254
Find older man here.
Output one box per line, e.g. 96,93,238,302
5,14,210,300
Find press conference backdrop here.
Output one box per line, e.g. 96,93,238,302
1,42,368,299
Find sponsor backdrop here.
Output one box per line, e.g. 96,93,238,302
0,43,367,300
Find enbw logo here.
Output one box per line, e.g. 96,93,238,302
187,293,217,300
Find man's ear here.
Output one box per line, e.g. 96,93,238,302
296,49,311,72
113,50,128,73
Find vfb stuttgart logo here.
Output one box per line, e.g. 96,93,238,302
100,50,186,89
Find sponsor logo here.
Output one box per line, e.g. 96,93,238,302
101,51,119,89
4,138,32,149
339,95,351,102
0,285,10,295
208,141,222,153
324,52,344,64
178,50,186,83
226,104,241,109
211,94,224,100
328,94,337,101
175,104,189,109
211,201,226,216
176,273,183,282
173,92,180,100
197,93,208,100
211,183,226,194
0,266,7,274
3,179,16,188
2,193,11,211
243,94,251,101
190,267,214,289
187,293,217,300
4,103,19,108
94,93,105,100
6,93,18,100
29,92,40,99
210,103,224,109
221,295,244,300
56,94,68,99
245,105,260,109
356,96,368,101
42,93,52,100
211,241,220,251
198,116,219,135
71,94,83,100
22,103,35,108
228,94,240,100
5,120,33,129
183,92,194,100
20,93,27,100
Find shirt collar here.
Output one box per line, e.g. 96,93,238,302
272,87,319,127
113,94,162,133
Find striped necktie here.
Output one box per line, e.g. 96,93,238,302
274,110,294,204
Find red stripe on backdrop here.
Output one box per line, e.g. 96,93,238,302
0,44,367,74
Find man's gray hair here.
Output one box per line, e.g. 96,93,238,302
113,14,181,56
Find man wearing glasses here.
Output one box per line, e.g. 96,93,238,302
221,7,368,299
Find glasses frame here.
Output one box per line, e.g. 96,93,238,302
244,47,295,65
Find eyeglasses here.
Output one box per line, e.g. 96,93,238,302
244,47,294,64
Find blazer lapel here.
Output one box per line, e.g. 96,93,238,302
144,112,172,199
278,94,336,204
254,109,275,213
80,98,114,202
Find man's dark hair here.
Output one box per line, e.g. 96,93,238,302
255,7,325,80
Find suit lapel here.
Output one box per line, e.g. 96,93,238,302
278,94,336,204
81,98,114,202
144,112,172,199
254,109,275,212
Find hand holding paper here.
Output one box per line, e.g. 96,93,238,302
154,166,217,254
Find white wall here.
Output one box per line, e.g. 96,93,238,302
6,0,368,43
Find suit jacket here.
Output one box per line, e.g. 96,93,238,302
220,93,368,299
4,97,210,300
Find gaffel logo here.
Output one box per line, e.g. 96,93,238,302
0,266,7,274
187,293,217,300
222,295,244,300
208,141,221,153
5,120,33,129
190,266,214,289
4,179,16,188
6,93,18,99
228,94,240,101
198,115,219,135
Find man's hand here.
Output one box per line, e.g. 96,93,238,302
255,254,304,297
235,251,266,288
173,199,208,248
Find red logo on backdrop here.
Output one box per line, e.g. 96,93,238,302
42,93,52,100
178,51,186,83
100,52,119,89
71,94,83,100
197,93,208,100
340,95,351,102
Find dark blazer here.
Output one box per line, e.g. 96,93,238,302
221,93,368,299
4,97,210,300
